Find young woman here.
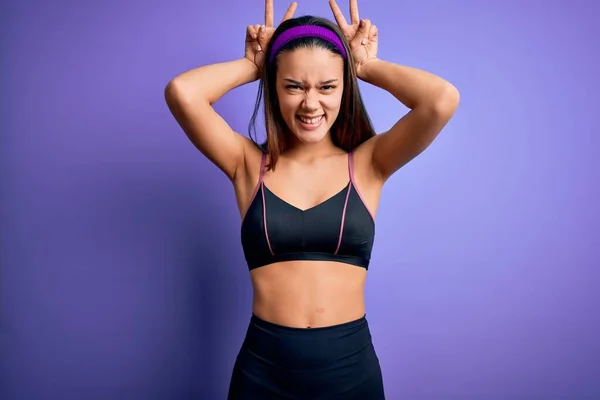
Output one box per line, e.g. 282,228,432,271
165,0,459,397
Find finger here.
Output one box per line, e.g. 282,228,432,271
328,0,348,27
369,24,378,41
265,0,274,27
352,18,370,46
349,0,359,25
257,25,268,50
252,24,262,48
246,25,256,40
363,19,372,44
281,2,297,22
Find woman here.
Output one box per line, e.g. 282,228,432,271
164,0,459,398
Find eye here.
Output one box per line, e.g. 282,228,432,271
322,85,336,90
285,85,301,90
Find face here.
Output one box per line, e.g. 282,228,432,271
275,46,344,145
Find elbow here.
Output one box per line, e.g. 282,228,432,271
429,83,460,120
412,83,460,119
164,78,187,106
165,77,213,107
436,83,460,117
164,79,200,122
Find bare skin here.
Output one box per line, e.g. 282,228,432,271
237,45,381,328
165,0,459,328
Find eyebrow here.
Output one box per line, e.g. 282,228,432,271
283,79,339,85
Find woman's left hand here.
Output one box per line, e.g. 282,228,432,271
329,0,378,77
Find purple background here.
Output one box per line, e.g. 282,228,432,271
2,0,599,398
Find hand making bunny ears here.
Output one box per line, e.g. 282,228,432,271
329,0,379,74
245,0,298,70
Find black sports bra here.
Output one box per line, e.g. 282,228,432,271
240,151,375,271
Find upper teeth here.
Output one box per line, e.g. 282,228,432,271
299,116,322,124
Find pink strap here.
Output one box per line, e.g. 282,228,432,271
334,152,356,255
258,152,274,256
334,184,351,255
247,152,267,207
347,151,376,222
258,152,267,183
348,151,356,185
261,180,275,256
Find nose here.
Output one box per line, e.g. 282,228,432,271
302,90,319,112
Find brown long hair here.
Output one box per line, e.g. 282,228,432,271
248,15,376,170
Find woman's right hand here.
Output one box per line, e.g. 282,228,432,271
245,0,298,71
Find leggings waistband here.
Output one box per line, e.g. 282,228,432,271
250,313,368,333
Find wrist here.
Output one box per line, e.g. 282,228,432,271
356,57,381,81
240,57,261,82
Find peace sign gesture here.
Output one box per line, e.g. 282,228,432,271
245,0,298,71
329,0,378,75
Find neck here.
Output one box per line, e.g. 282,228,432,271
284,132,344,162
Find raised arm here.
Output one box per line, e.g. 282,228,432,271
164,58,260,181
329,0,459,182
361,59,459,181
164,0,298,181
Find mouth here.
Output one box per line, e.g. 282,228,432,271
296,115,324,125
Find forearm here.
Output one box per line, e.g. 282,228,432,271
358,59,457,110
168,57,259,105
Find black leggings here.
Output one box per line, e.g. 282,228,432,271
227,314,386,399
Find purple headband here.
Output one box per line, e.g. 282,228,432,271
268,25,347,64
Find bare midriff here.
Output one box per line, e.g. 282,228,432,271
250,260,367,328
